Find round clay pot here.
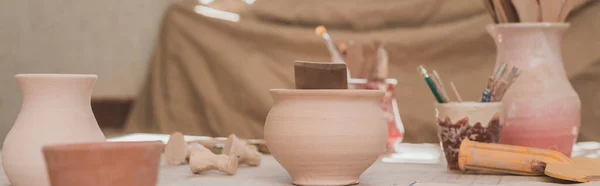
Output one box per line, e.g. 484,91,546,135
42,141,164,186
265,89,387,186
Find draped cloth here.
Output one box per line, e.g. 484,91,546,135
125,0,600,142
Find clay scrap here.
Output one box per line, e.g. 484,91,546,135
189,144,239,175
223,134,262,166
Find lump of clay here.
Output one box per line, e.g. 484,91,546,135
223,134,262,166
165,132,188,165
189,144,238,175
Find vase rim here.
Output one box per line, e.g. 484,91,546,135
436,101,503,108
270,89,384,97
15,74,97,78
487,23,569,29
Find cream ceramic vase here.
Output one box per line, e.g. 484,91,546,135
487,23,581,156
2,74,106,186
265,89,387,186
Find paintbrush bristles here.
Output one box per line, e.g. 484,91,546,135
315,26,327,37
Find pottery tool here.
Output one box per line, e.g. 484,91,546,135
372,41,389,81
539,0,565,22
481,63,507,102
315,25,345,64
458,139,572,176
431,70,450,102
512,0,540,22
222,134,262,166
483,0,499,23
418,65,445,103
459,139,600,183
165,132,188,165
558,0,584,22
294,60,348,89
189,143,239,175
493,67,521,101
492,0,509,23
500,0,520,22
450,81,463,103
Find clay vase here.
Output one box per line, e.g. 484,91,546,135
487,23,581,156
265,89,387,186
42,141,164,186
2,74,106,186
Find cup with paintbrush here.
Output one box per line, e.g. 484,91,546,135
263,25,388,185
418,65,506,170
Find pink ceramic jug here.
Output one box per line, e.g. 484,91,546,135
487,23,580,156
2,74,106,186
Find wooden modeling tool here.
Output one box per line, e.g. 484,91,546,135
223,134,262,166
493,0,509,23
459,139,600,183
189,144,239,175
315,25,345,64
294,60,348,89
539,0,565,22
499,0,520,22
512,0,540,22
372,41,389,81
558,0,584,22
458,139,571,176
450,81,463,102
483,0,499,23
165,132,188,165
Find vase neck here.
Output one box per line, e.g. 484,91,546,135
487,24,568,77
16,74,96,106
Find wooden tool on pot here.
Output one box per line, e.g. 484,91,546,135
294,60,348,89
458,139,600,182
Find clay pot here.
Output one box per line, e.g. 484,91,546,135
265,89,387,186
2,74,106,186
43,141,164,186
487,23,580,156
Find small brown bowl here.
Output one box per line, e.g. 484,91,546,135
42,141,164,186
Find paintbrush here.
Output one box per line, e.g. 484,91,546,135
315,25,345,64
432,70,450,102
539,0,565,22
481,63,507,102
418,65,445,103
558,0,584,22
512,0,540,22
492,67,521,101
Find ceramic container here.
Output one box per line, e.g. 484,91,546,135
2,74,106,186
265,89,387,186
43,141,164,186
435,102,503,170
487,23,581,156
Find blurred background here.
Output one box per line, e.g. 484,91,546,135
1,0,599,147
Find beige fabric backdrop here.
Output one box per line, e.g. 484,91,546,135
125,0,600,143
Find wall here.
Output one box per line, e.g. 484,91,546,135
0,0,171,146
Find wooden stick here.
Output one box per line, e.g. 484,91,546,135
483,0,499,23
450,81,463,103
432,70,450,103
512,0,540,22
558,0,584,22
500,0,520,22
493,0,509,23
539,0,565,22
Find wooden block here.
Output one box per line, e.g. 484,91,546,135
294,61,348,89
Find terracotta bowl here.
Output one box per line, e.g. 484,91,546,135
42,141,164,186
265,89,387,186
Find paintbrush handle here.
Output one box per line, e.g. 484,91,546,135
425,77,445,103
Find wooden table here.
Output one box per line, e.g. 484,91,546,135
2,139,598,185
1,155,587,186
